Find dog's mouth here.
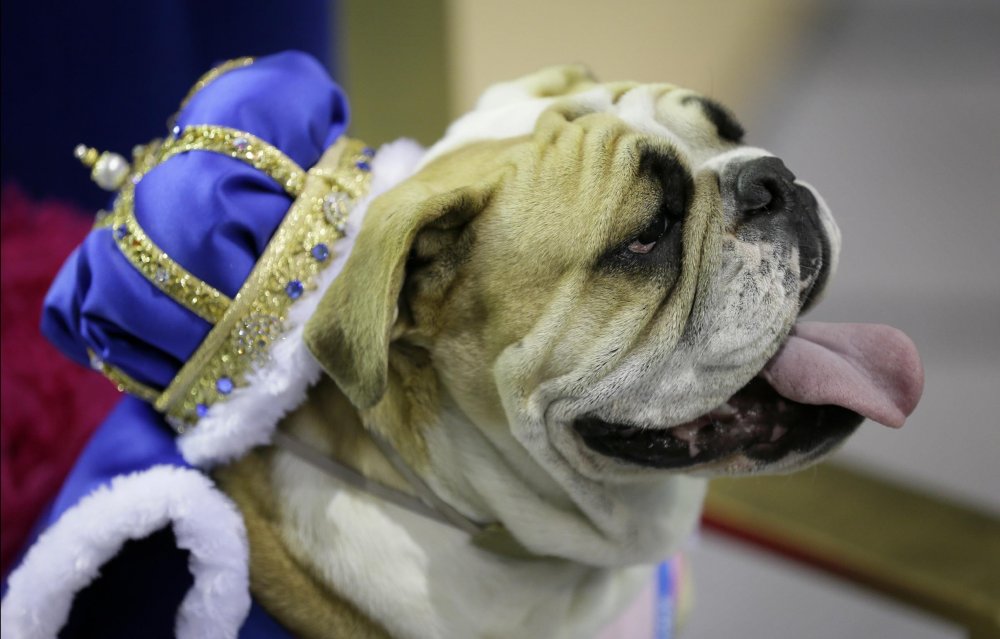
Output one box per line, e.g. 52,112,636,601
574,378,861,468
573,322,924,470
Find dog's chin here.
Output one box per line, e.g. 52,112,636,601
572,377,863,473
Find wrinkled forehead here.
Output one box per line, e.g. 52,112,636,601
422,82,755,171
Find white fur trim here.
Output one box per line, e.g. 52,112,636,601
177,138,427,467
419,96,554,168
1,466,249,639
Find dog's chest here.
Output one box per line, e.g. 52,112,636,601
231,445,653,639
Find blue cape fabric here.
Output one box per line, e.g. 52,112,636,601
14,49,349,637
41,50,349,389
8,398,292,638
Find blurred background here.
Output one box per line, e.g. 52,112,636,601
2,1,997,637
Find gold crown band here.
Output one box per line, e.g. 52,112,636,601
91,120,305,401
108,189,233,324
160,125,307,197
155,137,371,428
100,131,369,423
87,349,162,402
79,56,375,424
176,57,255,116
106,123,309,325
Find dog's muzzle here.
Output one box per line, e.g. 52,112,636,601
726,155,832,311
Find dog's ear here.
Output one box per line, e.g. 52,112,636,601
304,180,492,409
476,64,599,110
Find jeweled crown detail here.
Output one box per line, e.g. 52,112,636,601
76,58,373,431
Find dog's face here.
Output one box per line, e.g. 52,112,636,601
307,64,899,498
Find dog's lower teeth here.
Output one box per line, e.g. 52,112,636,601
770,425,788,442
668,423,703,457
671,424,700,443
710,403,737,418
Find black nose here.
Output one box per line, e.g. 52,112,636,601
733,157,798,218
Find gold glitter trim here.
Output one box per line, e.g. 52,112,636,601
108,188,233,324
106,124,308,325
92,209,114,229
87,349,162,402
79,54,372,419
175,57,255,118
155,138,373,426
161,125,306,196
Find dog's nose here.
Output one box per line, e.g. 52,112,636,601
733,157,798,218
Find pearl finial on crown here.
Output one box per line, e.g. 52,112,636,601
74,144,131,191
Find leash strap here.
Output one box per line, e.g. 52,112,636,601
271,430,462,530
367,430,487,537
273,430,547,559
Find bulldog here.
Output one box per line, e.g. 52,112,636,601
214,65,923,638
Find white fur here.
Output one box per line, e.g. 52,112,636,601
418,397,707,567
420,98,553,168
0,466,249,639
271,442,656,639
422,82,733,170
178,138,427,467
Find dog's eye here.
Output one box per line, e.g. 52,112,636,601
627,214,669,254
621,150,690,257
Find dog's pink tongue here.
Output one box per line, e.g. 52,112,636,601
762,322,924,428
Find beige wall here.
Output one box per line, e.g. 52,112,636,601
342,0,820,145
445,0,821,120
339,0,452,146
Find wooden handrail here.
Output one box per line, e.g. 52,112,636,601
703,462,1000,638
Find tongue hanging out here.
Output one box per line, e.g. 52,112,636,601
573,321,924,469
762,322,924,428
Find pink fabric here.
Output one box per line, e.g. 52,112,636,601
763,321,924,428
597,572,658,639
0,185,120,575
597,555,686,638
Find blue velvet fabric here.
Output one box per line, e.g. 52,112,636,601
41,51,349,390
19,50,345,636
17,398,186,558
5,397,292,637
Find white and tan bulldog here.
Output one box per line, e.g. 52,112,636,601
216,65,924,638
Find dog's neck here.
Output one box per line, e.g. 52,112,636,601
225,376,701,638
413,392,707,565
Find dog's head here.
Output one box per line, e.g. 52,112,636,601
305,66,922,488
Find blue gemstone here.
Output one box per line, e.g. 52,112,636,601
114,225,129,240
311,243,330,262
362,146,376,157
216,377,234,395
355,160,371,172
285,280,304,299
196,403,209,417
